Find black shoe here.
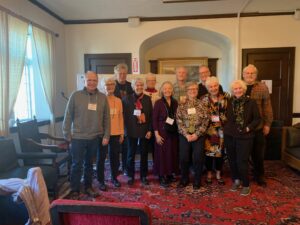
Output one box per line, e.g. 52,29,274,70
141,177,149,185
177,180,189,188
217,178,225,185
193,182,201,190
85,187,99,198
68,191,79,200
159,176,169,187
128,177,134,185
99,182,107,191
166,175,176,183
257,177,267,187
112,179,121,188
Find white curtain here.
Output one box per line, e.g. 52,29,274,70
0,10,8,136
0,11,28,136
32,26,56,134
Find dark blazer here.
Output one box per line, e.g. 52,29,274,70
122,94,152,138
224,96,261,139
197,83,223,99
114,80,134,99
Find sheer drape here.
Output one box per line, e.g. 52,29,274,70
0,11,28,136
32,26,55,133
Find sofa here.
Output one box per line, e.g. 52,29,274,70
281,123,300,171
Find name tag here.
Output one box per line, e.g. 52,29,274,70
187,108,196,115
180,96,186,103
166,117,174,125
88,103,97,111
133,109,141,116
211,115,220,122
110,108,117,115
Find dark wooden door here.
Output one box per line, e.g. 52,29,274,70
242,47,295,126
242,47,295,160
84,53,132,74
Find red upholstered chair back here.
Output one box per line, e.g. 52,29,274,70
50,199,152,225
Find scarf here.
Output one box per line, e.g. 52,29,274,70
134,93,144,110
232,95,247,131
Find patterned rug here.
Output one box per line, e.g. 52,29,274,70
74,161,300,225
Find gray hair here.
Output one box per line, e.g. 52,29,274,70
186,81,198,89
159,81,174,97
230,80,247,94
243,64,258,75
205,76,219,89
131,77,144,88
114,63,128,74
175,66,187,73
145,73,156,81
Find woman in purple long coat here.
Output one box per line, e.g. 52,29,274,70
153,81,179,187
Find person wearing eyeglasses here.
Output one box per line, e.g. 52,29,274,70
96,77,124,191
176,81,209,190
197,65,223,99
173,66,188,104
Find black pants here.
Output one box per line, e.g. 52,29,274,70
179,134,205,184
121,136,129,171
252,129,265,178
205,156,223,171
96,136,121,182
127,137,148,179
225,135,253,187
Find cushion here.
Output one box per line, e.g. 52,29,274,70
287,127,300,148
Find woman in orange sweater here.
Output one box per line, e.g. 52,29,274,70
97,77,124,190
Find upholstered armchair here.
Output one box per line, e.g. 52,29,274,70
281,123,300,171
50,199,152,225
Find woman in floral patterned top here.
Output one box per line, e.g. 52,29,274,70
176,81,209,190
202,77,229,185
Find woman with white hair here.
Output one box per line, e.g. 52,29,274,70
97,77,124,190
224,80,261,196
122,78,152,186
152,81,179,187
202,76,229,185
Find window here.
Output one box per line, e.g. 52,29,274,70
11,25,50,124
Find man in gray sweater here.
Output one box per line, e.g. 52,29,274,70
63,71,110,199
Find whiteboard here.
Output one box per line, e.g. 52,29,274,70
77,74,177,92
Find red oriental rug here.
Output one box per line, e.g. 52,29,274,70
82,161,300,225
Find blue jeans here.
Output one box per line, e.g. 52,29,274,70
97,136,121,182
70,138,99,192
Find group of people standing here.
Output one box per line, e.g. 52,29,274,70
62,62,273,199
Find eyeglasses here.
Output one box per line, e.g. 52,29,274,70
187,88,198,91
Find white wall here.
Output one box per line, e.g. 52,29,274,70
64,15,300,123
0,0,67,118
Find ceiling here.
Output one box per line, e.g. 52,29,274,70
28,0,300,23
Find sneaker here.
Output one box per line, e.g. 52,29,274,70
240,187,251,196
99,182,107,191
206,177,212,185
112,179,121,188
85,187,99,198
159,176,169,188
217,178,225,185
128,177,134,185
68,191,79,200
141,177,149,185
230,180,241,192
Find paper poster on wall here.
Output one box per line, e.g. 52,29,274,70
261,80,272,94
132,57,139,73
